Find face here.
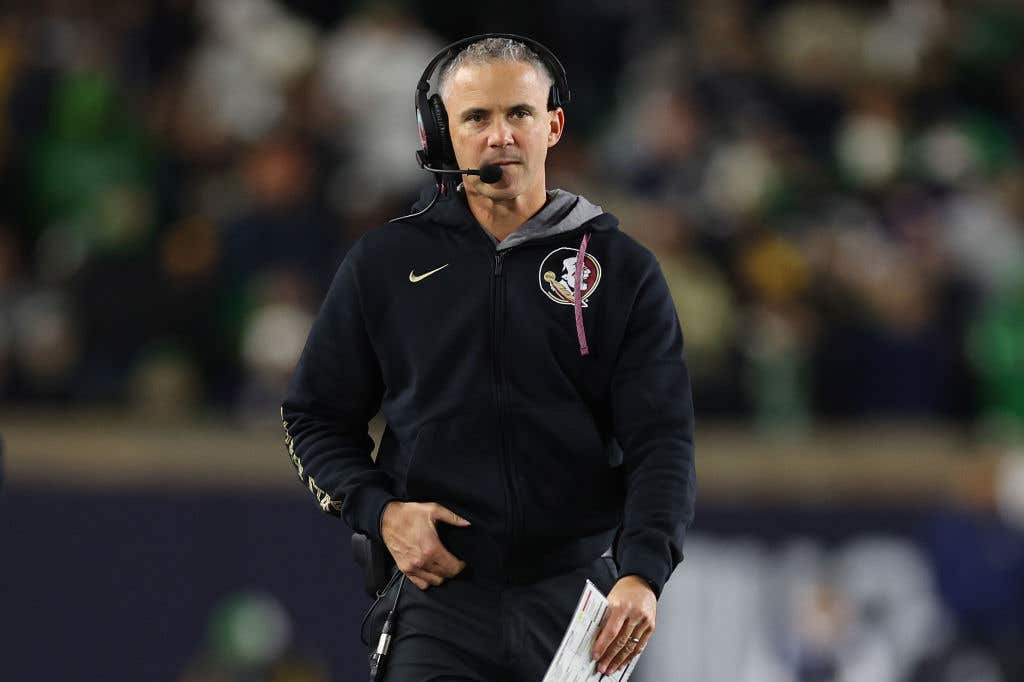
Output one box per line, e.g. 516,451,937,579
442,60,564,201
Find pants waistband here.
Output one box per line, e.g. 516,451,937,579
438,526,618,587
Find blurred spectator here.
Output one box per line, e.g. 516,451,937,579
318,1,442,213
0,0,1020,426
179,591,329,682
638,534,955,682
968,269,1024,438
219,134,339,290
1,2,1024,679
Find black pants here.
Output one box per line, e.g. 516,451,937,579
366,554,620,681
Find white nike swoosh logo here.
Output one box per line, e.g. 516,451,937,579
409,263,449,283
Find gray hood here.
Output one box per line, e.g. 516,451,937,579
405,185,611,357
477,189,604,251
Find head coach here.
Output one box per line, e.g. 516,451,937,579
281,34,696,680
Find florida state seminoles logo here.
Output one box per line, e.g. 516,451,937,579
538,247,602,307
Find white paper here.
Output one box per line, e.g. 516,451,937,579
541,579,640,682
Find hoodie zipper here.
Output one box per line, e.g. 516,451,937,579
485,227,599,548
491,250,521,547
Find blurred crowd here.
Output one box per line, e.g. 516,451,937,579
172,531,1024,682
1,0,1023,431
643,535,959,682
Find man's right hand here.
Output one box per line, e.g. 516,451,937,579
380,501,471,590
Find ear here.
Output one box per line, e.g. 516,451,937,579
547,108,565,148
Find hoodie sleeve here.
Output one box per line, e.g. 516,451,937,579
611,255,696,598
280,241,398,542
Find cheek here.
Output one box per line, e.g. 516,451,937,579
449,130,468,151
451,132,483,162
525,132,551,163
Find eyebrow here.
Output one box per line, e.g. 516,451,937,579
459,103,539,119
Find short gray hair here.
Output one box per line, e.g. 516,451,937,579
437,37,555,103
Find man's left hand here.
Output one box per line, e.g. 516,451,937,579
591,575,656,675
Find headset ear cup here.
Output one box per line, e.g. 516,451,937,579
548,85,562,110
428,94,455,166
416,87,438,167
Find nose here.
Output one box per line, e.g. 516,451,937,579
487,117,514,149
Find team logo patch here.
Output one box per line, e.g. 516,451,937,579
538,247,602,307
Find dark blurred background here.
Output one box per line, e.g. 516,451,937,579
1,0,1023,680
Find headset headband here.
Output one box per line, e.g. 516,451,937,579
416,33,571,110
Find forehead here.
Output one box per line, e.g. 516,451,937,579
442,60,549,108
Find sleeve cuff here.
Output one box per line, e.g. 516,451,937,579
345,484,399,544
621,573,660,596
617,545,671,599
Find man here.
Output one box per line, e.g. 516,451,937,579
281,35,696,680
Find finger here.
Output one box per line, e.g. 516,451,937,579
433,504,471,527
409,568,445,589
407,574,429,590
407,548,456,577
598,620,644,674
591,608,629,662
604,641,635,674
605,625,645,672
402,558,446,586
421,519,468,578
611,625,653,673
635,627,653,656
409,565,446,586
426,552,466,578
427,545,467,578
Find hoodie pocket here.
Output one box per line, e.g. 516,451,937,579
405,412,506,531
512,403,622,538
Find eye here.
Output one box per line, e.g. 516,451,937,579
466,112,484,123
512,109,530,119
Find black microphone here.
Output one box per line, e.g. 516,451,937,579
389,161,503,223
420,163,503,184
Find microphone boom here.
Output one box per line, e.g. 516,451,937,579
420,163,504,184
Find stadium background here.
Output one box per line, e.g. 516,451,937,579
2,0,1024,680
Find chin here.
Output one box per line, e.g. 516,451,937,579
479,181,518,200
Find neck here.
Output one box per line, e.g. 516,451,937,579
465,183,548,243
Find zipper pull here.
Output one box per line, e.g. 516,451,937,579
494,252,504,276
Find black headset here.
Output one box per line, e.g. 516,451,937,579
414,33,572,172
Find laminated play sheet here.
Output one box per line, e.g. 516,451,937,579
541,580,640,682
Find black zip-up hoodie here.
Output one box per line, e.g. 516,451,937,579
281,187,696,597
